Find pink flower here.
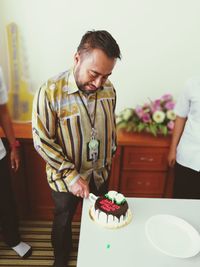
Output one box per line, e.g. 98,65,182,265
135,106,144,118
164,101,175,110
161,94,173,101
167,120,174,130
142,113,151,123
154,99,161,106
151,99,162,112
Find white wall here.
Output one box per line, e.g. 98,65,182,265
0,0,200,113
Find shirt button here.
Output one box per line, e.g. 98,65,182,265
49,83,56,90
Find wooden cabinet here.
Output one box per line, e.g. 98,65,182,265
121,146,169,197
123,147,168,170
0,124,174,221
109,131,174,198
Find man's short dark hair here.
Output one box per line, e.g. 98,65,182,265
77,30,121,59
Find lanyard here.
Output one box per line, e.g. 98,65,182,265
78,91,99,163
78,91,98,132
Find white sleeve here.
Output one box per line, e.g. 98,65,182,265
174,80,191,118
0,67,8,105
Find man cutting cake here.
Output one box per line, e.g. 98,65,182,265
32,30,121,267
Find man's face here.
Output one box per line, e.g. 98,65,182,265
74,48,116,94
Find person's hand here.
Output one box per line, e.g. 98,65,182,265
69,177,89,198
10,148,20,172
168,148,176,168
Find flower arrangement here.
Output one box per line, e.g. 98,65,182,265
116,94,176,136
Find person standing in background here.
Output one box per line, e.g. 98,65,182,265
168,77,200,199
0,66,32,258
32,30,121,267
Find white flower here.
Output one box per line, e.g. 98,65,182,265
166,110,176,120
122,108,133,121
116,116,123,124
152,110,165,123
107,191,118,202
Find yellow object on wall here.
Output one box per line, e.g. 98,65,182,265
7,22,33,122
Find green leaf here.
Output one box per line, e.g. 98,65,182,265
159,125,168,135
137,123,146,132
149,124,157,136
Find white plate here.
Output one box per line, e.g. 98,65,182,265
145,214,200,258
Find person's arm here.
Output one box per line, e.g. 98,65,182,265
0,104,20,171
168,116,187,167
32,84,89,197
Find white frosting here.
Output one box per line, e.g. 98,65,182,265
90,206,132,229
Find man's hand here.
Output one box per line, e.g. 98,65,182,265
10,148,20,172
69,177,89,198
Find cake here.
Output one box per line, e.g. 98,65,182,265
89,191,132,228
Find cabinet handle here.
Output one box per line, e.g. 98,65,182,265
139,157,154,162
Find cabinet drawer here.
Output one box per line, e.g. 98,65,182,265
120,171,166,195
123,147,168,170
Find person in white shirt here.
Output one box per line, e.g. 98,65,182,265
168,77,200,199
0,66,32,258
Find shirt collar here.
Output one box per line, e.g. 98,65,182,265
66,67,79,95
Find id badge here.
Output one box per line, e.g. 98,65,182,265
87,139,100,162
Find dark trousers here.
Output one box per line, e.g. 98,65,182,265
174,162,200,199
51,175,108,267
0,155,20,247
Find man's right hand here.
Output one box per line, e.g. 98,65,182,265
69,178,89,199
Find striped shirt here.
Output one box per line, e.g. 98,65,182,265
32,68,117,192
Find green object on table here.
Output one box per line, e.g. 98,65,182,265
106,244,110,249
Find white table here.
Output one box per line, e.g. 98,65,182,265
77,197,200,267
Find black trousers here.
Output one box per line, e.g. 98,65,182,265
51,175,108,267
0,155,20,247
174,162,200,199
